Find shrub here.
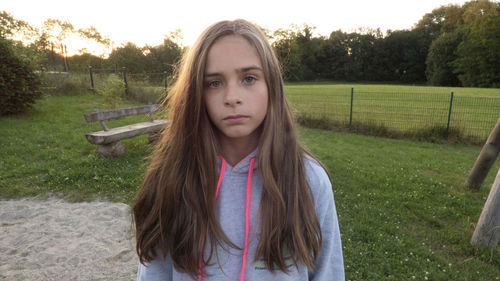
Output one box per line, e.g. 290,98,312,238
0,38,41,115
127,79,166,104
97,75,125,109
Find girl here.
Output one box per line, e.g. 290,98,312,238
133,19,344,281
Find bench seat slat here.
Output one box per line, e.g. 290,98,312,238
84,104,159,122
85,120,168,145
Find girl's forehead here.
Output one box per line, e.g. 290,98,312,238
209,35,256,54
205,35,263,72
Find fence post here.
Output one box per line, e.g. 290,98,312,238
163,71,168,90
88,66,95,92
445,91,454,140
122,67,128,96
349,88,354,129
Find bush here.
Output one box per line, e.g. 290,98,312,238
0,38,41,115
127,79,166,104
97,75,125,109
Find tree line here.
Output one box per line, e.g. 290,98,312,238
1,0,499,87
271,0,500,87
0,11,183,78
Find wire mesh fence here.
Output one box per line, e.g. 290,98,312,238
88,68,168,104
287,88,500,143
451,95,500,139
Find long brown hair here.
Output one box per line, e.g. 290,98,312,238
133,19,322,279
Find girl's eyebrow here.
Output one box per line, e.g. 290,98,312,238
205,66,263,77
238,66,263,73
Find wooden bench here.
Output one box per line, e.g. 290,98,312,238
84,104,168,157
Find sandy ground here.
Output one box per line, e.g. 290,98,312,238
0,198,138,280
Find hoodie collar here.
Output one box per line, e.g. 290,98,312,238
218,149,258,174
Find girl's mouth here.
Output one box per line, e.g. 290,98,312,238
224,115,247,123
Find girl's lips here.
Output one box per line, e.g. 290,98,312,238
224,115,247,124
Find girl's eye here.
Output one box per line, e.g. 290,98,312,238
243,76,256,84
207,80,221,88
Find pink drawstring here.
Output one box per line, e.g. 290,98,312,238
215,158,226,198
197,258,203,281
239,157,254,281
197,157,254,281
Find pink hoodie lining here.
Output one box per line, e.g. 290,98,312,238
230,149,258,172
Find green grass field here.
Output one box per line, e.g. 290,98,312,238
1,92,500,280
285,83,500,142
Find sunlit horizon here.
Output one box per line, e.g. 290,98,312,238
3,0,471,57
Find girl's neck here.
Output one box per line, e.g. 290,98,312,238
218,135,259,166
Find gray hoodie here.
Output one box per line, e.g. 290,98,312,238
137,150,344,281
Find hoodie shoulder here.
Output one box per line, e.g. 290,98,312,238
304,156,331,194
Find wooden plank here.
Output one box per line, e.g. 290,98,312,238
471,168,500,248
85,120,168,144
84,104,159,122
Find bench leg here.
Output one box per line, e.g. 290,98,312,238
98,141,126,157
148,132,161,143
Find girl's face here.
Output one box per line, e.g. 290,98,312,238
204,35,268,146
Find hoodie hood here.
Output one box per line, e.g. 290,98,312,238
217,149,258,175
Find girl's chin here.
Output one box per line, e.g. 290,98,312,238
218,129,260,142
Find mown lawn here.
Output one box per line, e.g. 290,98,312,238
1,93,500,280
299,128,500,280
0,94,158,203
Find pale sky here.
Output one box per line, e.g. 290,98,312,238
3,0,469,55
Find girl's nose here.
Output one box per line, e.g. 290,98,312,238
224,82,242,106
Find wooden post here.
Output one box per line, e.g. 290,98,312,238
89,66,95,92
50,43,55,71
466,118,500,190
163,71,168,90
471,168,500,248
62,44,69,72
122,67,128,96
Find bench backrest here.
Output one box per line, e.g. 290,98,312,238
84,104,159,131
84,104,159,122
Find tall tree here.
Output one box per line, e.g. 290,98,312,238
67,53,105,72
461,0,499,24
425,28,464,86
0,11,37,41
78,26,111,48
324,30,350,80
342,29,381,81
144,33,183,77
272,26,304,81
453,8,500,87
442,5,464,32
414,6,448,41
106,42,146,73
379,30,429,83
